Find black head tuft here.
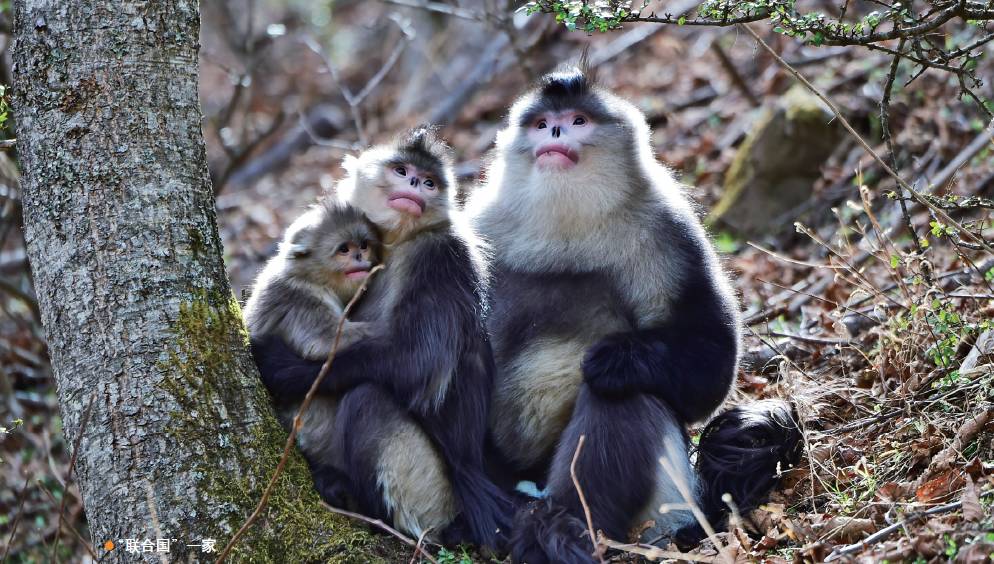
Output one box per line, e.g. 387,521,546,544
538,67,592,101
390,125,454,187
518,66,613,126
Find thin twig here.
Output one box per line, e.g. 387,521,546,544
321,504,438,564
598,535,716,562
739,24,994,252
2,475,32,564
214,266,383,563
879,38,923,256
408,528,432,564
0,139,15,151
569,435,605,562
51,395,95,562
657,456,733,564
825,492,994,561
766,331,851,346
383,0,483,20
36,483,97,560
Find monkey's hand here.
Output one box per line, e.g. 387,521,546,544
581,331,668,399
583,325,737,423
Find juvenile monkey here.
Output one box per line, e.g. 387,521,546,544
252,128,514,549
243,200,379,505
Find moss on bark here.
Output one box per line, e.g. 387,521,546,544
159,291,406,562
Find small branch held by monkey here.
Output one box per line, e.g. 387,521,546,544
215,265,384,564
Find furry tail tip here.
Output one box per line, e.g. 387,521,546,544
695,399,803,526
510,499,597,564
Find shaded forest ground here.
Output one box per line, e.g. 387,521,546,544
1,1,992,562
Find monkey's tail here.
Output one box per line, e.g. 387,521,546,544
677,399,803,546
447,467,518,551
510,498,595,564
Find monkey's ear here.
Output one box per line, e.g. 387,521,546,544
287,243,312,259
342,154,360,175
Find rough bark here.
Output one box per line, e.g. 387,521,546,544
10,2,401,561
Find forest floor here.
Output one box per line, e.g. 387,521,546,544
1,1,993,562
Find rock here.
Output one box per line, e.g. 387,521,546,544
710,84,843,236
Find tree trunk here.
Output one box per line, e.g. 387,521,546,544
10,2,401,561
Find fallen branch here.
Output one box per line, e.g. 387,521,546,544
320,504,438,564
598,536,716,562
36,482,97,560
215,266,384,563
824,490,994,561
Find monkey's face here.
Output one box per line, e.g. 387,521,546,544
525,109,595,171
282,204,380,299
345,153,451,238
380,162,444,219
326,236,377,297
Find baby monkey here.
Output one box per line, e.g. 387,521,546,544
243,199,379,504
245,200,379,357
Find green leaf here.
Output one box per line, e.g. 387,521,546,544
678,15,687,25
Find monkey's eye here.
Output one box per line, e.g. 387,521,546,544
423,178,435,189
394,166,407,177
573,116,587,126
359,240,369,250
337,243,350,255
535,120,548,129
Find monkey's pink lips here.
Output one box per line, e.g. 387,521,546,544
535,144,579,168
387,191,426,217
345,267,370,280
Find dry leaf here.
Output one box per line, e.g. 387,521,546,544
960,474,984,523
916,469,965,503
820,516,876,543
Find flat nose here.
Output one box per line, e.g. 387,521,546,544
353,251,363,261
552,126,561,138
409,177,419,187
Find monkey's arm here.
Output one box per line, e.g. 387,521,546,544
254,235,487,410
251,335,328,399
315,235,488,410
582,276,738,424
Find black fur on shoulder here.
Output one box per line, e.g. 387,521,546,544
693,400,803,530
510,499,594,564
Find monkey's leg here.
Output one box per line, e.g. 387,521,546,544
511,386,697,563
287,397,352,508
333,383,458,541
